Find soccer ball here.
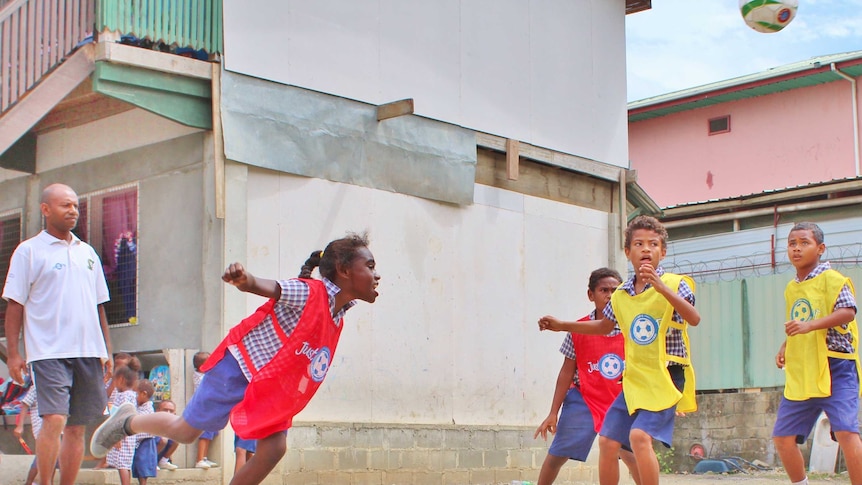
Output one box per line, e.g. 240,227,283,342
740,0,798,33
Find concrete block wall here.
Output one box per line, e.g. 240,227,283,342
671,389,790,473
281,423,631,485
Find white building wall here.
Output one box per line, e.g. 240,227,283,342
241,169,610,426
222,0,629,168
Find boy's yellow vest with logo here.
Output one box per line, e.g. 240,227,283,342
610,273,697,414
784,269,861,400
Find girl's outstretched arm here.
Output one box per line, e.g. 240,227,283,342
222,262,281,300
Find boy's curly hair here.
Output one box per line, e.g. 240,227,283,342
624,215,668,249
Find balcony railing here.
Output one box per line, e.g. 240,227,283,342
96,0,222,55
1,0,221,116
0,0,94,112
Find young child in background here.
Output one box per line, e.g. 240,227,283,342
106,366,139,485
534,268,640,485
155,400,179,470
773,222,862,485
97,353,141,469
92,232,381,485
132,380,157,485
192,351,219,469
14,384,54,485
539,216,700,485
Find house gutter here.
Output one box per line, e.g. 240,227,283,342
831,63,860,177
663,194,862,229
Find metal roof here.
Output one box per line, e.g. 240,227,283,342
626,0,651,15
628,50,862,122
660,176,862,218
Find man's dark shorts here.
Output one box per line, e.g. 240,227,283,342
31,358,107,426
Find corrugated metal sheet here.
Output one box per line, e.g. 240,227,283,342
689,280,744,390
689,266,862,391
740,274,787,388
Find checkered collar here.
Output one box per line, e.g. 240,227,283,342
795,261,831,283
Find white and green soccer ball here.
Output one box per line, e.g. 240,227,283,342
739,0,798,33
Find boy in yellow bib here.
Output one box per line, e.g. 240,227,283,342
773,222,862,485
539,216,699,485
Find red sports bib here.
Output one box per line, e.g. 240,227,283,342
572,315,625,432
203,279,344,439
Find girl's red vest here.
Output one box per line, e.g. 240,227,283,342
202,279,344,439
571,315,626,432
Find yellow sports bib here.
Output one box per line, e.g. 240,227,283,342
611,273,697,414
784,269,861,400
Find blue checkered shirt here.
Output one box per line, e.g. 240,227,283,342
228,277,356,381
795,262,856,353
602,266,694,361
559,310,623,387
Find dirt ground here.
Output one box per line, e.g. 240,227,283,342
659,471,849,484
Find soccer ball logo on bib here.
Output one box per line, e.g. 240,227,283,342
630,314,659,345
790,299,814,322
599,353,624,379
309,347,332,382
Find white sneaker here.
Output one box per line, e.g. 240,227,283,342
195,459,211,469
159,458,178,470
205,458,219,468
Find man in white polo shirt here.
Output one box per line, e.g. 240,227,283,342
3,183,113,485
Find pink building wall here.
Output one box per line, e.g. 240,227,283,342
628,81,860,207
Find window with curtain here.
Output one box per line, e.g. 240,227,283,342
0,211,23,339
75,185,139,326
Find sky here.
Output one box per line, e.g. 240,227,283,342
625,0,862,102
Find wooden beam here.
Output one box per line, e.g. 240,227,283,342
377,98,414,121
506,138,520,180
212,62,226,219
476,131,622,182
95,42,212,80
619,169,627,249
33,95,134,133
0,43,95,157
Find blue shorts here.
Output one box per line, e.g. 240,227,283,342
132,437,158,478
157,438,175,460
235,435,257,454
548,387,597,462
600,366,685,450
183,352,248,434
773,357,860,443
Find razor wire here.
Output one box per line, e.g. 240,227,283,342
663,241,862,283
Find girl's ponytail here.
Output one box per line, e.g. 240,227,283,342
298,250,324,278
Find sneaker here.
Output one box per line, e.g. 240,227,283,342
90,402,136,458
195,459,211,469
205,458,219,468
159,458,178,470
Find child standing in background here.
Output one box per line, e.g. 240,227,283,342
106,366,139,485
192,351,219,469
155,400,180,470
132,380,158,485
14,384,53,485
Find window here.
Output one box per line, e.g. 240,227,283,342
74,185,139,326
0,211,23,339
708,115,731,135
